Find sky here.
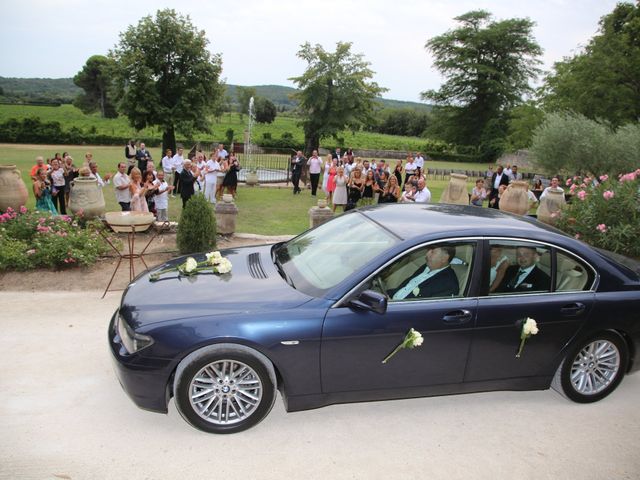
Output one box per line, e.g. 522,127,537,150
0,0,625,102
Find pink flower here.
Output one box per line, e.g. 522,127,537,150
577,190,587,201
602,190,615,200
574,234,581,240
569,184,577,193
6,207,14,213
580,183,587,189
19,206,27,214
596,224,607,233
38,217,46,223
566,178,572,186
599,175,609,182
619,172,636,182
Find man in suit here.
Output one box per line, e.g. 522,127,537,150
136,142,152,172
497,246,550,293
179,159,198,208
489,165,510,204
390,246,459,300
291,151,305,194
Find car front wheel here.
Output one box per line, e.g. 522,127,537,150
174,347,276,434
552,331,628,403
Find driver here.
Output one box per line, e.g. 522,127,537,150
388,246,459,300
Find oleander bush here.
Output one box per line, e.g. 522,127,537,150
0,207,112,270
176,194,217,254
556,170,640,258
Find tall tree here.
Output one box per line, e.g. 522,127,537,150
73,55,117,118
422,11,541,159
540,2,640,126
110,9,224,153
290,42,386,154
254,97,277,124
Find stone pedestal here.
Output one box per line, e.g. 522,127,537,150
245,171,259,186
215,195,238,234
309,200,333,229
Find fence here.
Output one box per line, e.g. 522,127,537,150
235,152,291,184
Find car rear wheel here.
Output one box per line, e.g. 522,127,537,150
174,346,276,434
552,331,628,403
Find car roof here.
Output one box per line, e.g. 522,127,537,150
360,203,564,241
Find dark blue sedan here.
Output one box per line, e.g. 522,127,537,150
109,204,640,434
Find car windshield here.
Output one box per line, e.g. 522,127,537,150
273,212,400,297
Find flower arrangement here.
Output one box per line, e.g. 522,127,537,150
0,207,110,270
516,317,539,358
556,169,640,258
149,251,232,281
382,328,424,364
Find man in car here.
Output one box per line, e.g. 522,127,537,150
390,246,459,300
497,246,550,292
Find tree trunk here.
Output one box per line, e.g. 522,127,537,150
162,126,176,157
304,133,319,157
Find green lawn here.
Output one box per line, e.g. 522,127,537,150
3,143,478,235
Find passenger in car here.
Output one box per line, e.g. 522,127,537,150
389,246,459,300
489,246,509,292
497,246,550,292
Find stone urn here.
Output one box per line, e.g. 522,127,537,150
69,177,105,218
440,173,469,205
499,181,530,215
215,194,238,235
245,171,259,186
537,188,566,225
0,165,29,212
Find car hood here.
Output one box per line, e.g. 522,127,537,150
120,245,314,328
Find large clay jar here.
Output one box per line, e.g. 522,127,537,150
0,165,29,212
537,188,566,225
499,181,530,215
440,173,469,205
69,177,105,218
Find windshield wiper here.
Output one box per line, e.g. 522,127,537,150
272,248,295,288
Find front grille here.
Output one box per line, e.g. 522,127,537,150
247,252,268,279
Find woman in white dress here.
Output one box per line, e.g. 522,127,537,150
321,154,332,194
332,166,348,212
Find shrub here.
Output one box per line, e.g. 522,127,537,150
0,207,111,270
555,170,640,258
177,194,217,254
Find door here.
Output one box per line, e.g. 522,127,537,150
321,241,478,393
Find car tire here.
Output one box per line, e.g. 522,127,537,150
552,331,628,403
174,344,277,434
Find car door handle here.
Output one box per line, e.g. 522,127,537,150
442,309,472,325
560,302,586,317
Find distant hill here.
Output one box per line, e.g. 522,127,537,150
0,76,432,111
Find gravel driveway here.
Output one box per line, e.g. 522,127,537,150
1,291,639,480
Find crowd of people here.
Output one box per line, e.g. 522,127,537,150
30,142,240,219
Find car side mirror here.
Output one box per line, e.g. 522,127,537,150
349,289,387,315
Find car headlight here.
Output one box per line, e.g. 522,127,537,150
117,314,154,354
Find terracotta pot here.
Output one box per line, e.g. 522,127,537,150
0,165,29,212
499,181,530,215
537,188,566,225
69,177,105,218
440,173,468,205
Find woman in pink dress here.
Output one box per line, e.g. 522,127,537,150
129,167,149,212
325,158,338,204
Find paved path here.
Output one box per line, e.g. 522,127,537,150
1,291,639,480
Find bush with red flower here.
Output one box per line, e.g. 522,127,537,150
0,207,112,270
556,170,640,258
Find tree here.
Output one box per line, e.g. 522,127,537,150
110,9,224,154
236,86,256,119
254,97,277,124
73,55,117,118
422,10,542,160
289,42,386,154
504,101,544,150
540,2,640,126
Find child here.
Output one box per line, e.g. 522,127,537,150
153,170,174,221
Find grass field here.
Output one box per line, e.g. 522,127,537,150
0,104,451,152
3,143,483,235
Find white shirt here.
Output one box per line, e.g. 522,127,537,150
404,161,417,173
153,180,169,209
493,173,505,189
503,167,513,180
50,168,65,187
205,159,220,182
217,149,228,160
414,155,425,169
172,154,184,173
113,172,131,203
91,172,108,188
393,266,446,300
307,156,322,174
162,155,173,173
413,187,431,203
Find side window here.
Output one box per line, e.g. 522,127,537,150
556,250,594,292
373,241,475,301
488,240,551,295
